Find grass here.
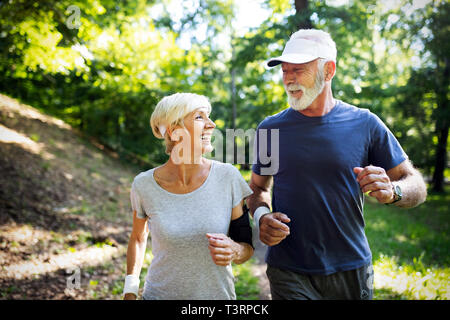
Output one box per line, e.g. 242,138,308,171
365,187,449,300
233,258,260,300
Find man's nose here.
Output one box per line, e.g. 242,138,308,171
283,72,295,85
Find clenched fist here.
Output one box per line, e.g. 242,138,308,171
206,233,238,266
259,212,291,246
354,165,394,204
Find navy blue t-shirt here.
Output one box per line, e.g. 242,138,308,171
252,100,407,275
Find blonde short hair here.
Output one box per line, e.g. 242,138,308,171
150,92,212,154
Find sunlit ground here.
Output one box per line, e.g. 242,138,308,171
0,94,135,299
373,254,449,299
0,224,123,281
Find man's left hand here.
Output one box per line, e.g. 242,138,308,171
353,166,394,204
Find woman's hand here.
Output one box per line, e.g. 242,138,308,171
206,233,238,266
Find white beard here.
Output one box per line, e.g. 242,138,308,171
286,67,326,111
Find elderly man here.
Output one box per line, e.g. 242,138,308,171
247,29,427,300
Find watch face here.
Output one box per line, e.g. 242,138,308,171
394,185,402,200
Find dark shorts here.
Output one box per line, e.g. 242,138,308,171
266,264,373,300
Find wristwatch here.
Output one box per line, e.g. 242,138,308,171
388,183,402,204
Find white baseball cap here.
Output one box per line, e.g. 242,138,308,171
266,37,337,68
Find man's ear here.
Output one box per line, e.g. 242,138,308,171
324,60,336,81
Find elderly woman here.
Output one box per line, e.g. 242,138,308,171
123,93,254,300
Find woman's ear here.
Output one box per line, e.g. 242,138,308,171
167,124,184,142
166,125,176,141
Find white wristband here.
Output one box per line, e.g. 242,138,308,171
123,274,140,297
253,206,271,227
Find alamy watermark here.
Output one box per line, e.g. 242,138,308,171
66,5,81,30
66,266,81,290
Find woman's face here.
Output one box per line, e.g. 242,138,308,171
182,106,216,155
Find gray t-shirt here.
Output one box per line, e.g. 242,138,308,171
130,160,253,300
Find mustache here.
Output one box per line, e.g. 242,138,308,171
285,84,305,91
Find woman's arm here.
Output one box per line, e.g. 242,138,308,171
124,210,149,300
229,199,254,264
207,200,254,266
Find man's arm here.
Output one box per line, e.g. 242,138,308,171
354,160,427,208
247,172,290,246
247,172,273,216
386,160,427,207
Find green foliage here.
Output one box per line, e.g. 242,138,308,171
0,0,446,187
376,0,450,181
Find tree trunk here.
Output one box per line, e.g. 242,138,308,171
432,122,449,192
294,0,313,29
230,35,237,163
431,57,449,192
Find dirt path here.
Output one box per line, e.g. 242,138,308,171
0,94,135,299
251,226,271,300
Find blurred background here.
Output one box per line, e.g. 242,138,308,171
0,0,448,300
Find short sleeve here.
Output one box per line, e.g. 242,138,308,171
368,113,408,171
229,166,253,208
251,123,279,176
130,181,146,219
252,125,266,175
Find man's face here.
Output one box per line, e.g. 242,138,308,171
281,60,325,111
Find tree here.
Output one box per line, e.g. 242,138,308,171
0,0,236,166
294,0,313,28
232,0,446,190
381,0,449,192
1,0,445,183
